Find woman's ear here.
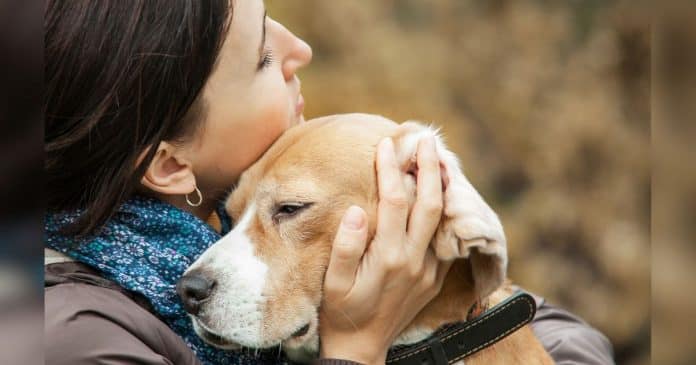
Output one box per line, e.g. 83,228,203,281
140,141,197,195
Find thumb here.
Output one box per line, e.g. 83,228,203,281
324,205,368,298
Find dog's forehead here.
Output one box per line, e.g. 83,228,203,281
228,114,399,215
272,114,399,163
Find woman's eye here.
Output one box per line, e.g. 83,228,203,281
257,49,274,70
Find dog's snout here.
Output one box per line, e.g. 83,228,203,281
177,272,216,315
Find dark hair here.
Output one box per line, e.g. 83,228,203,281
45,0,232,236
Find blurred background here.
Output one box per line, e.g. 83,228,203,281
0,0,43,364
268,1,650,364
8,1,696,365
653,3,696,365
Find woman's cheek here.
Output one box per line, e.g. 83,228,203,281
236,106,291,173
251,86,294,147
195,85,291,189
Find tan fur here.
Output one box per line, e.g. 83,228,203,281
223,113,553,364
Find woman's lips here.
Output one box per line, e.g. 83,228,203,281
296,93,305,116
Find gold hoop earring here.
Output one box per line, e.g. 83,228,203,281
185,187,203,207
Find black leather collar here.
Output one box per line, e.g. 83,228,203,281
385,290,536,365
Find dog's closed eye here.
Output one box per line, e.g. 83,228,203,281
272,202,313,224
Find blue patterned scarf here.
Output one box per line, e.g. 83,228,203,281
45,195,288,365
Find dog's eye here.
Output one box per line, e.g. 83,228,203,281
279,204,302,215
273,203,312,223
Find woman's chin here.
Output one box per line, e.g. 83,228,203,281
293,113,305,126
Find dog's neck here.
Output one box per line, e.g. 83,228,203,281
392,260,495,346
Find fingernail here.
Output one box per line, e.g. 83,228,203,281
417,135,431,152
342,205,364,230
379,137,394,153
427,135,436,150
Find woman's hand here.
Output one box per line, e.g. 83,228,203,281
318,136,452,365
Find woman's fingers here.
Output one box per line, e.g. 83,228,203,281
324,205,369,298
319,139,452,361
375,138,410,250
407,136,444,259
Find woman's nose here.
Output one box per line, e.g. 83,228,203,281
176,271,216,315
279,26,313,81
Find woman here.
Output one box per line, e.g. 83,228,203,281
44,1,614,364
45,1,448,364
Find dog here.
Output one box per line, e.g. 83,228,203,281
178,113,554,364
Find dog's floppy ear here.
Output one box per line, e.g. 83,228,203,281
393,121,508,300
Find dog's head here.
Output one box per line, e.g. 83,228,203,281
178,113,507,359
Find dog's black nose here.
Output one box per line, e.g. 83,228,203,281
177,272,215,315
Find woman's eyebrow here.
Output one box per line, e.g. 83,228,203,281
258,10,267,60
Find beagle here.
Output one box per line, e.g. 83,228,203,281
179,114,553,364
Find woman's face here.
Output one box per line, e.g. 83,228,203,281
186,0,312,196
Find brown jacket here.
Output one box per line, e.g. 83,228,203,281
44,258,614,365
